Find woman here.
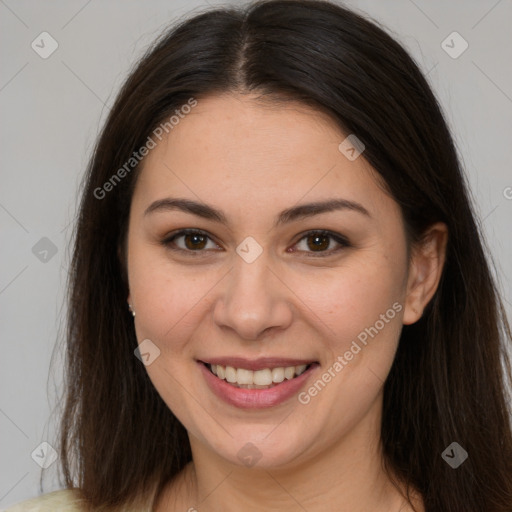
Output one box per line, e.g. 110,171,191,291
8,0,512,510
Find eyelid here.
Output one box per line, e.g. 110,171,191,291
161,229,351,256
161,228,221,254
291,229,351,257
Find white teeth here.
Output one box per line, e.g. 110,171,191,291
284,367,295,380
225,366,237,383
271,367,285,383
208,363,311,387
253,368,272,386
295,364,307,376
236,368,253,385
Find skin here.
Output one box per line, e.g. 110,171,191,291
126,93,447,511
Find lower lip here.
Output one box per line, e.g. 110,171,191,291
198,362,319,409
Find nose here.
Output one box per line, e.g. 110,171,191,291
212,251,294,341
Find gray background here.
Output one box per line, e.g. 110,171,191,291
1,0,511,508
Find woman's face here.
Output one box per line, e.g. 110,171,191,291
126,93,421,469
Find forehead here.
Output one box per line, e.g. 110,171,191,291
132,93,395,223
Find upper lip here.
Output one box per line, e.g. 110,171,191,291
199,357,317,371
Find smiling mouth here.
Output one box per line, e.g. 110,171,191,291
202,362,317,389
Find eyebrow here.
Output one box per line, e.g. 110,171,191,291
144,197,371,226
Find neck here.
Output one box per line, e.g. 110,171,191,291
155,398,422,512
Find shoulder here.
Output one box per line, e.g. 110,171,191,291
3,489,85,512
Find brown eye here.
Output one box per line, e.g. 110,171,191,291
183,233,207,250
306,233,330,251
162,229,220,253
294,230,350,256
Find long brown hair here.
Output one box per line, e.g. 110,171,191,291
55,1,512,510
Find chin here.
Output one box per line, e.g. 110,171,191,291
198,421,320,470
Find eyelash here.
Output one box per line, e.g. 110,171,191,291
161,229,351,258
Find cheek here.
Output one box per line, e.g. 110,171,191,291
290,256,406,356
132,268,212,349
290,260,405,439
127,252,217,429
127,240,210,346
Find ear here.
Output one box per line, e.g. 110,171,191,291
402,222,448,325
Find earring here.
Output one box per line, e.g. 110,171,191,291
128,304,136,317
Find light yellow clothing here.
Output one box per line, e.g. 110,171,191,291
3,489,152,512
